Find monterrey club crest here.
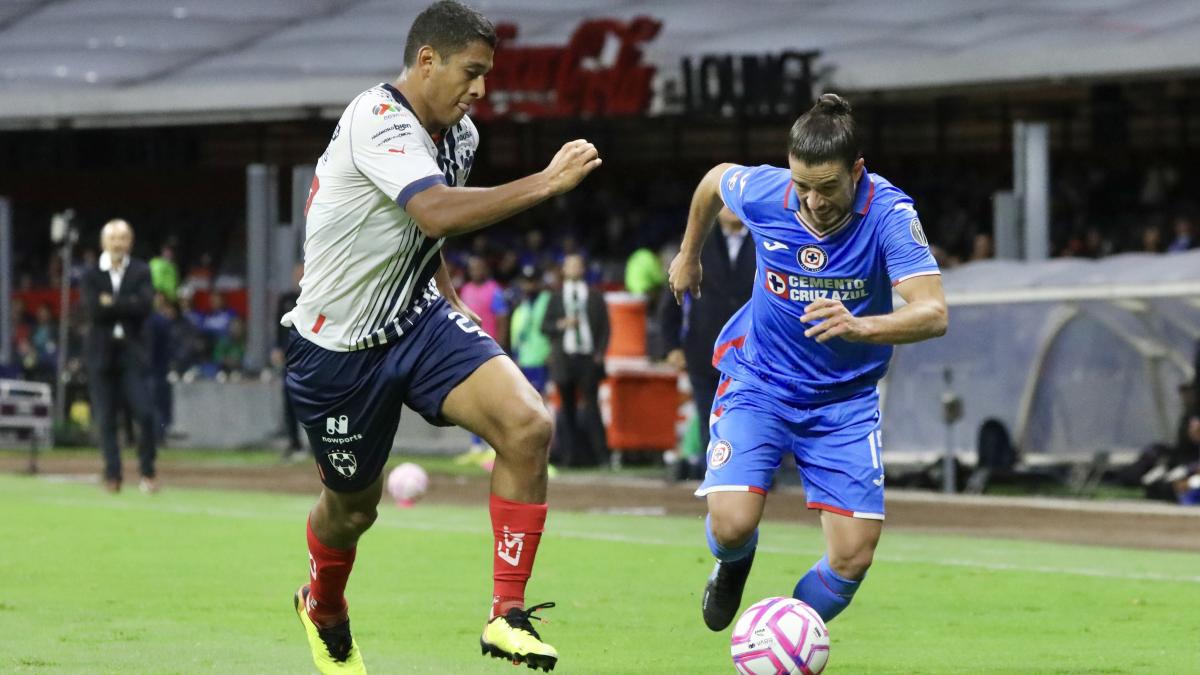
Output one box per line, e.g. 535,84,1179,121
797,244,828,273
327,452,358,478
709,440,733,469
909,217,929,247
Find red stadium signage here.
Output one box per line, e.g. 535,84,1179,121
473,17,662,120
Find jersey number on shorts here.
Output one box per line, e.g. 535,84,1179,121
448,311,484,336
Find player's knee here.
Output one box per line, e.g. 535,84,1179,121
343,505,378,534
709,510,758,549
828,547,874,581
502,403,553,459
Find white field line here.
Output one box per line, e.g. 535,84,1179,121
31,495,1200,585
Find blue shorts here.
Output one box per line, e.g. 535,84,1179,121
695,376,886,520
285,297,506,492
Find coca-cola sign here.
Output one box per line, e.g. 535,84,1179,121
474,17,661,120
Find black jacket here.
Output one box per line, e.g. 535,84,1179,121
660,230,756,370
542,283,610,382
81,257,155,372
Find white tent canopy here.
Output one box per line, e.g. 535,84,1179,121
2,0,1200,126
883,249,1200,462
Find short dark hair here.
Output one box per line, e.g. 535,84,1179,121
788,93,859,169
404,1,497,67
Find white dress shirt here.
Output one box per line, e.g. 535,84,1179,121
562,280,594,355
99,251,129,339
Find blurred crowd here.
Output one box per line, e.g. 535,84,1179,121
9,243,249,389
8,157,1198,392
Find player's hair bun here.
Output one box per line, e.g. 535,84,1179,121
815,93,851,116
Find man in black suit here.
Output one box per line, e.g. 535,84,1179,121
660,208,756,463
82,219,159,493
542,253,610,467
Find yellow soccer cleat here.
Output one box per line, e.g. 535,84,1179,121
480,602,558,672
294,585,367,674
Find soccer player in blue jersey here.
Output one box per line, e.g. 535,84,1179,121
668,93,948,631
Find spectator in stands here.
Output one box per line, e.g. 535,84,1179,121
147,293,175,442
178,290,204,329
29,304,57,370
495,249,521,285
183,252,214,292
16,339,41,383
969,232,994,262
81,219,158,494
509,265,552,395
171,291,206,376
1166,213,1196,253
543,253,610,467
459,255,509,349
660,207,755,473
199,291,237,343
149,240,179,301
70,248,97,287
518,229,549,270
624,245,667,296
212,316,246,378
10,296,31,349
1139,224,1164,253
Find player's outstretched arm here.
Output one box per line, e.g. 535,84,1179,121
801,274,948,345
406,139,601,239
668,162,738,305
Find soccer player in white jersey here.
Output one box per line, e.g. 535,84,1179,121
284,3,600,672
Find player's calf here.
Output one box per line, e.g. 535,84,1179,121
794,512,880,622
792,555,865,623
702,513,758,631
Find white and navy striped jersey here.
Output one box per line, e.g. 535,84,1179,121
282,83,478,351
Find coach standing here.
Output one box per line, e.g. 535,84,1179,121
660,207,756,465
82,219,159,493
543,253,610,467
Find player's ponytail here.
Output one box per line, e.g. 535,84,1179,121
788,92,859,169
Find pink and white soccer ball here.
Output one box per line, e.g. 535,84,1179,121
386,463,428,507
730,597,830,675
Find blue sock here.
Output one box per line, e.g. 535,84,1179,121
792,555,861,622
705,514,758,562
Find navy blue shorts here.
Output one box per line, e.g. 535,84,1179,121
285,297,506,492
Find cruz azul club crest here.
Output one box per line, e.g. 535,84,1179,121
797,245,828,273
709,440,733,469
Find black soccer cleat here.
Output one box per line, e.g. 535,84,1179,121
701,549,756,631
294,585,366,673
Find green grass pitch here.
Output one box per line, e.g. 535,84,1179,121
2,474,1199,674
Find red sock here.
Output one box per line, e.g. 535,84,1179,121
490,494,547,618
306,517,356,627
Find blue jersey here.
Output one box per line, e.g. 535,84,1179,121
712,163,939,404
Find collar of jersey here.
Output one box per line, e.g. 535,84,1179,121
381,83,450,140
783,165,875,241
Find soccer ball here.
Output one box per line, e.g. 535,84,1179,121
386,463,428,507
730,597,830,674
